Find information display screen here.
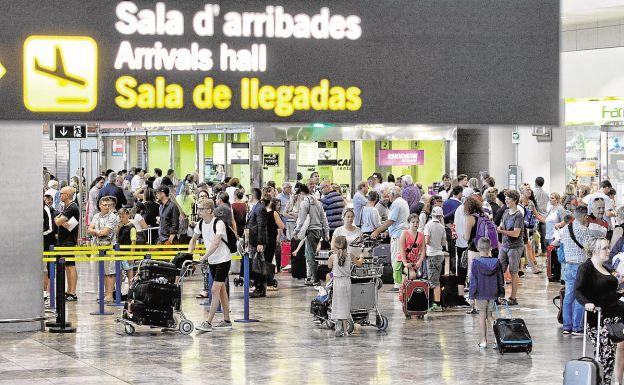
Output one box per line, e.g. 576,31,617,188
0,0,559,125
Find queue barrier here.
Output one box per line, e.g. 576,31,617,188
42,245,250,332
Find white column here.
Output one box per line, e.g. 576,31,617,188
0,121,44,331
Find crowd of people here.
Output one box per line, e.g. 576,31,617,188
41,165,624,381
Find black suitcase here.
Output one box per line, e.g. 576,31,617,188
139,260,179,283
439,274,461,308
493,303,533,355
125,300,175,328
291,238,307,279
131,280,180,308
553,287,565,324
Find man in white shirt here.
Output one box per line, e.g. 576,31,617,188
189,198,233,333
153,168,163,190
130,168,145,192
583,180,615,218
371,186,410,291
352,181,369,227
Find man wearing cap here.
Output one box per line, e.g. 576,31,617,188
424,206,448,312
155,185,180,245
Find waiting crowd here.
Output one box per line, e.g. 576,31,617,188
42,167,624,383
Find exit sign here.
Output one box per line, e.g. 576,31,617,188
51,124,87,140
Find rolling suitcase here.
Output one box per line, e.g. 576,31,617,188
373,244,394,284
281,241,291,268
290,238,307,279
493,302,533,355
553,287,565,324
401,268,429,319
439,274,461,308
546,244,561,282
563,308,603,385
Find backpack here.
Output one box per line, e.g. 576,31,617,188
472,213,499,250
523,206,536,229
199,218,238,253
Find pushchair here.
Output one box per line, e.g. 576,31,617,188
117,256,196,335
310,235,389,333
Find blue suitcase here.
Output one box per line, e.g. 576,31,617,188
563,308,603,385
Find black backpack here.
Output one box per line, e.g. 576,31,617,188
199,218,238,253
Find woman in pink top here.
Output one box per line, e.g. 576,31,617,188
398,214,426,281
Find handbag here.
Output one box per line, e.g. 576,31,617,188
605,322,624,343
251,252,267,277
460,249,469,269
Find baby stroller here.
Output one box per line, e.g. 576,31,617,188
233,238,278,289
117,256,195,335
310,235,389,333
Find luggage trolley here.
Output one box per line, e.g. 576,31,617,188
117,258,196,335
310,235,389,332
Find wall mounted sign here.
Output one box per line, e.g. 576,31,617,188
51,123,87,140
263,153,279,167
0,0,559,124
111,138,125,156
378,150,424,166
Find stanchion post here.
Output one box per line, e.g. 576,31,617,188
235,252,259,323
48,246,56,310
90,249,113,316
48,253,76,333
109,244,124,307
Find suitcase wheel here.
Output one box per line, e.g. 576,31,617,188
377,315,388,331
124,324,135,335
272,279,278,288
179,320,194,335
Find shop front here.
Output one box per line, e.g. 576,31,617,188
565,97,624,204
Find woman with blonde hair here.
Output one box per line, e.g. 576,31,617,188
562,183,578,212
576,237,624,385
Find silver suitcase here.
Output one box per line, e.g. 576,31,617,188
563,308,603,385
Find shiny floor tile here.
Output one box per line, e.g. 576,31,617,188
0,262,579,384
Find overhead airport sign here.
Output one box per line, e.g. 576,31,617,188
0,0,559,124
51,124,88,140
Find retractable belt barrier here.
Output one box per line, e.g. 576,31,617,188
42,244,247,332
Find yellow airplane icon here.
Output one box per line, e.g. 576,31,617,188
34,46,86,87
23,35,97,112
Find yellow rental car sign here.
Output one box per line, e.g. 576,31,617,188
23,35,98,112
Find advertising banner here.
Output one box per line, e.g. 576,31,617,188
378,150,424,166
0,0,559,124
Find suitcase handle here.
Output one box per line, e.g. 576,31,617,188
582,307,602,360
493,301,513,319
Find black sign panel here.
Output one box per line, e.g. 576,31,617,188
52,124,87,140
263,153,279,167
0,0,559,125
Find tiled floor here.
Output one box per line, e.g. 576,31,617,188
0,262,581,384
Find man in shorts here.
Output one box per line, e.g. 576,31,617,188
424,206,447,312
189,198,232,332
496,190,524,306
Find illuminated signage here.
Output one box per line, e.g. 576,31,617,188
0,0,559,124
378,150,424,166
565,98,624,125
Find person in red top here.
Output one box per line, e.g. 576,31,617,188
587,197,610,238
398,214,426,283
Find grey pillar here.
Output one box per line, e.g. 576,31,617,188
0,121,44,331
